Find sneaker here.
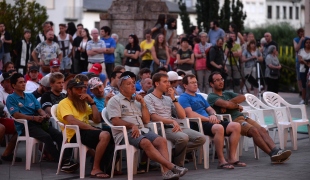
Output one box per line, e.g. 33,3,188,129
61,160,79,173
271,157,290,164
299,100,304,104
271,149,292,162
162,170,179,180
172,165,188,177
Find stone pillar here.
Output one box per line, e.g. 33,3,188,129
99,0,171,45
305,1,310,36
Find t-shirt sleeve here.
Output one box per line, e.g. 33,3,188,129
110,39,116,48
135,45,141,52
178,94,191,108
209,47,216,61
155,23,161,29
86,40,92,50
106,96,121,120
207,93,220,107
265,55,272,66
193,44,200,54
41,93,52,110
58,101,74,119
144,95,157,115
34,43,42,54
6,95,19,116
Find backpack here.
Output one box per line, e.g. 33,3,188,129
206,46,215,69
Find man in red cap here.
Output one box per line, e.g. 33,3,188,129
49,58,61,73
89,63,102,75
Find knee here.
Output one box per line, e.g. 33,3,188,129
230,122,241,133
140,138,153,149
99,131,111,141
153,136,167,147
247,127,260,137
212,124,224,135
176,134,189,145
0,124,5,137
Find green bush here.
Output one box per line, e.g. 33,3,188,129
278,55,297,92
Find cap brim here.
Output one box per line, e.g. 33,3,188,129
178,76,183,80
89,69,100,74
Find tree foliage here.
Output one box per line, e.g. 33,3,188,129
219,0,230,32
231,0,247,32
196,0,219,32
178,0,191,34
0,0,48,61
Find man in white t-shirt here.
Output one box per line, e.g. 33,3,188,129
25,66,40,92
0,72,14,114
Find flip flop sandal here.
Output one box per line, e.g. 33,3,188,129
90,172,110,179
230,161,247,167
217,163,234,169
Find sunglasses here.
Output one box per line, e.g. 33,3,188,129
119,75,131,86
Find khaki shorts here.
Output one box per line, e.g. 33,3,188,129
233,116,262,136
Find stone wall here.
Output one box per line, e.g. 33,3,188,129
99,0,177,46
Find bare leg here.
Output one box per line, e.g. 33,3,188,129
211,124,227,165
140,138,174,173
256,127,276,150
2,133,17,156
225,122,241,162
91,131,110,176
247,127,274,154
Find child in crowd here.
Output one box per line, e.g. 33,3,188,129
169,47,178,71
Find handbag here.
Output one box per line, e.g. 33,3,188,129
270,68,279,76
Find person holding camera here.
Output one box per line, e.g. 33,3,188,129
241,39,263,96
265,45,281,93
224,32,242,94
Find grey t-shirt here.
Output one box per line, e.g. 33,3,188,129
242,49,262,68
265,54,280,79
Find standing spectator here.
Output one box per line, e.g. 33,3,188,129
297,38,310,104
176,38,194,75
0,23,12,64
151,14,166,39
229,23,244,45
72,24,84,73
209,38,227,74
262,32,278,60
187,26,199,48
293,28,307,103
57,24,73,74
32,30,63,75
169,47,178,71
86,28,106,75
66,22,76,37
194,32,212,93
77,28,92,73
265,45,281,93
208,20,226,46
151,34,170,72
140,29,155,69
124,34,141,76
100,26,116,79
165,18,177,46
14,29,32,75
36,21,58,45
25,66,40,93
111,33,124,67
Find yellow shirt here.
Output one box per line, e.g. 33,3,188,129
140,39,155,60
57,98,92,142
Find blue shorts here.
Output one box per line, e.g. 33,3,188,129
127,131,159,149
61,57,72,70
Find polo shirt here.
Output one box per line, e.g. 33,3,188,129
101,37,116,63
6,92,40,135
86,39,106,63
179,93,210,118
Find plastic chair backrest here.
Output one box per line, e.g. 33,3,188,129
197,93,208,100
245,93,270,109
101,108,114,127
247,109,267,126
263,92,290,107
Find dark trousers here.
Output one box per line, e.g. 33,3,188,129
140,60,153,69
266,77,279,93
105,63,115,80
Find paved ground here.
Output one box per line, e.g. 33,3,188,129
1,92,310,180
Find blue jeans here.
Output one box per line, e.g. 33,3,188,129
150,59,171,72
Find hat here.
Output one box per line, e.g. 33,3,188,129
67,78,85,89
167,71,183,81
24,29,31,34
89,63,102,75
181,37,189,43
0,72,12,83
88,77,103,89
50,59,60,67
39,75,50,87
29,66,39,72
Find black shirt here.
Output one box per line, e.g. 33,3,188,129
3,31,12,53
72,36,83,59
125,44,141,67
209,46,225,72
41,91,66,110
177,49,193,71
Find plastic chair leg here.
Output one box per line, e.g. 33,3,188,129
202,139,209,169
126,147,135,180
12,140,20,166
26,139,34,170
79,146,88,178
290,125,298,150
56,146,66,175
110,150,119,178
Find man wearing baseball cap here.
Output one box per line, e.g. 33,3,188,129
167,71,182,95
88,77,105,112
25,66,40,92
32,74,51,99
49,58,61,73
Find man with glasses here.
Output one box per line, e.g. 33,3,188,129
207,71,292,163
87,28,107,75
107,75,188,179
179,74,244,169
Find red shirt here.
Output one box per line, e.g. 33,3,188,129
25,73,43,82
169,56,177,71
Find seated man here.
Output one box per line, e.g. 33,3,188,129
144,73,206,167
41,72,66,116
135,68,151,91
6,73,78,172
207,71,292,163
57,77,113,178
136,78,152,97
104,70,122,102
32,75,51,99
25,66,40,93
179,74,245,169
88,77,105,112
167,71,182,95
107,75,187,180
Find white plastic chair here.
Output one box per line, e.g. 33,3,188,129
11,118,44,170
51,104,89,178
263,91,310,150
101,108,139,180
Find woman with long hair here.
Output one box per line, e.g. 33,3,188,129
241,39,263,96
78,28,92,72
151,33,170,72
66,22,77,37
124,34,141,75
165,17,176,46
265,45,281,93
298,38,310,104
140,29,155,69
151,14,166,39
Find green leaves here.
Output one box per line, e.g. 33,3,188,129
178,0,191,34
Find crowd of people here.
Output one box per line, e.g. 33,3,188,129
0,15,298,179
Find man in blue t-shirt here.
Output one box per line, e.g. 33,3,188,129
179,74,244,169
100,26,116,80
208,20,226,46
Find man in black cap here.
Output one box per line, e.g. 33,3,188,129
25,66,40,92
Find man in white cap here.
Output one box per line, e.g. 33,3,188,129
167,71,182,95
32,74,51,99
88,77,105,112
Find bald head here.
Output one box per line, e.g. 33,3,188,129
91,28,99,40
141,78,152,92
264,32,272,43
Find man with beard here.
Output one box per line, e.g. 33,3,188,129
36,21,58,45
41,72,66,116
57,77,113,178
208,20,226,46
107,75,188,179
32,30,62,75
144,73,206,167
14,29,32,75
6,73,78,172
207,71,292,163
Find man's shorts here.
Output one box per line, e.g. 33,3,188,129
233,116,262,136
127,131,159,149
60,57,72,70
0,118,16,134
203,121,230,137
78,129,102,149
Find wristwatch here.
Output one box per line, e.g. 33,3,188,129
89,102,96,106
172,98,178,103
